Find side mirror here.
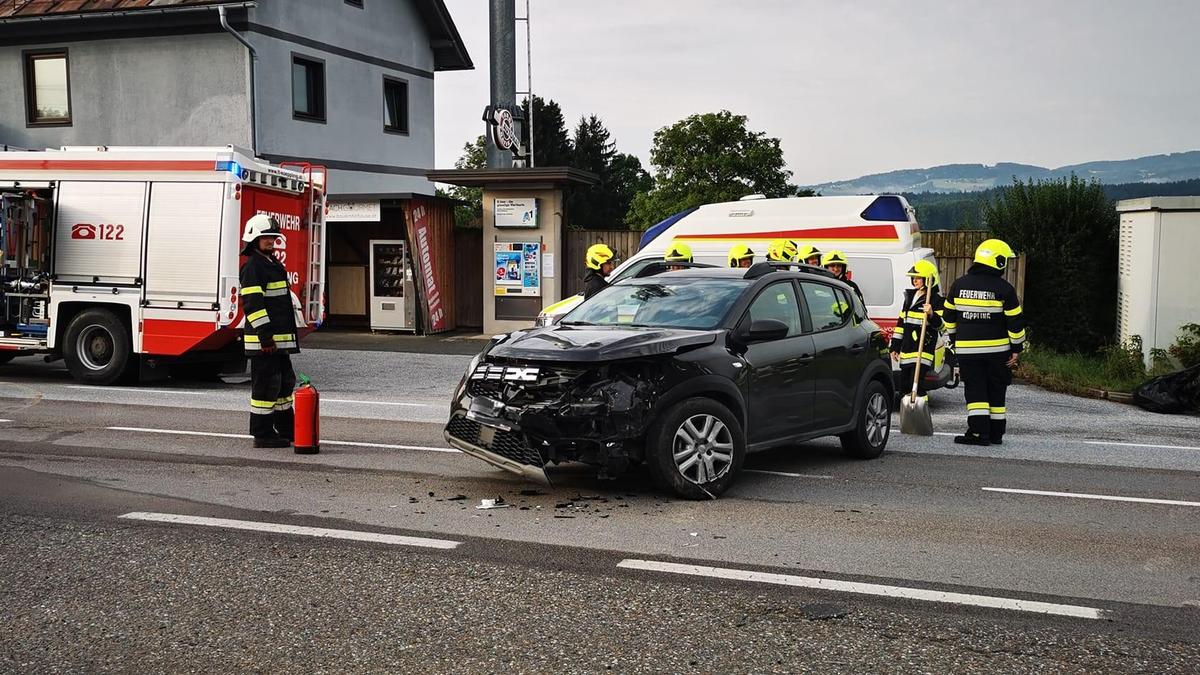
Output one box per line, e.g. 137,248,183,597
745,318,790,343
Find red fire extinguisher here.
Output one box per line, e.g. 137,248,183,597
293,374,320,455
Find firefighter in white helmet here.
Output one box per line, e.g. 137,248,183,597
240,214,299,448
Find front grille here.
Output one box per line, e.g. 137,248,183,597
446,414,544,468
490,430,545,467
446,415,480,445
467,379,504,399
467,361,586,405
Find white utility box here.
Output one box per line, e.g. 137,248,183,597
1115,197,1200,365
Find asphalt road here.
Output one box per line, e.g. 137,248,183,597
2,347,1199,672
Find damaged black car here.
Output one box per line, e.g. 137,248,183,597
445,262,894,499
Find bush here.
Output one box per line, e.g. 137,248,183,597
1169,323,1200,368
983,175,1118,354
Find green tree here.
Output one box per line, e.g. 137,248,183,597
520,96,573,167
567,115,654,229
982,175,1118,353
442,135,486,227
624,110,803,229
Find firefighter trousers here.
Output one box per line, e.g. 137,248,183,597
899,363,930,397
960,357,1011,440
249,352,296,440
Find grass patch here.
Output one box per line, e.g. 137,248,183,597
1017,344,1153,397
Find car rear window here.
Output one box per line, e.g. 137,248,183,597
846,256,894,307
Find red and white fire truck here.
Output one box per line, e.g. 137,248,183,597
0,146,326,384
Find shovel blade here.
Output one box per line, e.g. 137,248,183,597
899,395,934,436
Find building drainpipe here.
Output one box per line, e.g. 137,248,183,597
219,5,257,155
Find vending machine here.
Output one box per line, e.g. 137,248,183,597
369,239,416,332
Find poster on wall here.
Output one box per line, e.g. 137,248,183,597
404,198,448,333
494,198,538,228
494,242,541,296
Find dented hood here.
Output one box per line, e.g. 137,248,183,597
489,325,723,362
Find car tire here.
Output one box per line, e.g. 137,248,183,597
0,352,16,366
646,397,746,500
840,380,891,459
63,308,132,385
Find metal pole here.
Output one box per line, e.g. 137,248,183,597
487,0,516,168
525,0,534,167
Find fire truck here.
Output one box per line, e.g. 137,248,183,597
0,146,326,385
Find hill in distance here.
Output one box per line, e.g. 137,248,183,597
809,150,1200,195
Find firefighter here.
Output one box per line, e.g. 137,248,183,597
890,260,943,399
663,241,693,270
583,243,616,299
943,238,1026,446
797,244,822,267
728,244,755,269
767,238,799,263
240,214,299,449
822,249,864,302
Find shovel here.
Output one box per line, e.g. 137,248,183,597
899,294,934,436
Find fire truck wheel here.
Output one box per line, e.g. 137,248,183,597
63,309,132,385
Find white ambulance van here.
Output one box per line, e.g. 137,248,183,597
537,194,954,390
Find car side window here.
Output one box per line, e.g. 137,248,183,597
745,281,803,337
801,282,849,332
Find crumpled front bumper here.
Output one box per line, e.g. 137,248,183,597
444,413,550,484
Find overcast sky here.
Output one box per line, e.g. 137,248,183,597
434,0,1200,185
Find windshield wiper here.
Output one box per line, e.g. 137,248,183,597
559,320,593,326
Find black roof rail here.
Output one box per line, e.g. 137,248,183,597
744,261,840,280
632,261,719,278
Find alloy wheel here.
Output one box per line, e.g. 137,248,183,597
864,391,890,447
672,413,734,484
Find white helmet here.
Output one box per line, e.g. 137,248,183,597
242,213,283,244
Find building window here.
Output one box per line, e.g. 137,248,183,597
24,50,71,126
292,55,326,122
383,77,408,134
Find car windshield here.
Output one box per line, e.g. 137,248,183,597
563,278,749,330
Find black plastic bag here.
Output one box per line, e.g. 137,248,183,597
1133,364,1200,414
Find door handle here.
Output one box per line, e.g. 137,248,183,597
798,353,815,364
847,343,866,355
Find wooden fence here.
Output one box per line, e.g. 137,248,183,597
562,229,1025,298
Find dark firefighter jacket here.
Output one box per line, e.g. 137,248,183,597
240,251,299,355
836,273,865,304
943,264,1025,359
583,271,609,300
889,286,944,367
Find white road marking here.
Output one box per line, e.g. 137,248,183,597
616,559,1108,620
982,487,1200,507
744,469,833,479
106,426,457,454
1083,439,1200,452
0,418,10,423
63,385,431,408
119,512,460,549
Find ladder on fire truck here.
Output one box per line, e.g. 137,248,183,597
280,162,328,325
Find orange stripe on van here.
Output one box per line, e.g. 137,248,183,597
678,224,900,241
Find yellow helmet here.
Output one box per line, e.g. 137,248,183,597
766,238,799,262
974,238,1016,270
664,240,693,263
586,243,615,271
906,259,940,287
797,244,822,264
728,244,755,267
821,250,848,267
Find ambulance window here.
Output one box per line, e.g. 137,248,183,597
292,55,326,122
24,51,71,126
846,257,894,307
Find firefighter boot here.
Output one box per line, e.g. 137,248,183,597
953,432,990,446
253,436,291,449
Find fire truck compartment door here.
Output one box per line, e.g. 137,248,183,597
54,181,147,284
144,182,223,307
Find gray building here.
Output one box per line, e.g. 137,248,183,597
1,0,473,328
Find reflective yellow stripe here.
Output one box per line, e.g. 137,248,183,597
957,338,1011,348
990,406,1007,414
265,280,289,290
247,309,268,322
943,320,957,329
967,402,990,411
250,398,276,409
244,333,296,344
956,297,1003,307
277,395,295,404
1008,330,1026,340
241,285,263,296
1004,306,1023,317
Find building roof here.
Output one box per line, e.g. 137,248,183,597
427,167,600,188
0,0,473,71
1115,196,1200,213
0,0,231,19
